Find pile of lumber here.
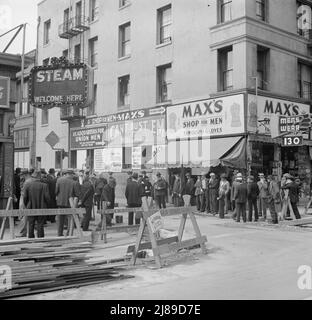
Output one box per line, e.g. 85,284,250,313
0,237,133,299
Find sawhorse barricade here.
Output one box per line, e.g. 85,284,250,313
304,197,312,215
98,207,159,243
0,208,85,240
129,206,208,268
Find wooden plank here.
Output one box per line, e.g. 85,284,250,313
127,236,179,254
102,225,140,235
0,208,85,218
0,217,6,240
177,213,187,242
188,212,208,254
72,214,83,238
154,236,207,256
281,217,312,227
147,218,162,268
9,216,15,239
143,207,197,219
131,219,146,266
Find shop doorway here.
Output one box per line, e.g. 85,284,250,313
262,144,275,176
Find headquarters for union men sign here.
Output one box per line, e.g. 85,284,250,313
29,64,88,107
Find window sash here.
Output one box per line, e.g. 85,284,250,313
119,76,130,107
220,0,232,23
42,109,49,125
223,69,233,90
121,25,131,56
90,0,99,21
159,7,172,43
159,66,172,102
256,0,265,20
44,20,51,44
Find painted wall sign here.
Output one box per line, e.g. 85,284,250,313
29,64,88,107
166,94,245,140
70,126,108,150
248,95,311,136
0,76,10,109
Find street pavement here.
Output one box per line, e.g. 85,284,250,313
13,206,312,300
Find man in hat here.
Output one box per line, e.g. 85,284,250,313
108,171,117,207
181,172,195,207
153,172,167,209
247,175,259,222
23,170,50,238
200,172,209,213
234,174,248,223
125,172,142,225
127,171,133,184
172,173,182,207
281,173,301,220
13,168,21,209
257,173,269,220
266,175,280,224
218,174,230,219
55,169,77,236
231,172,243,219
209,172,219,215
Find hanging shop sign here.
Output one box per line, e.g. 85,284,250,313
94,148,123,173
29,63,90,108
247,95,311,136
166,94,245,140
0,76,10,109
282,135,303,147
70,126,108,150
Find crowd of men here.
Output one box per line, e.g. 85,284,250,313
11,167,304,238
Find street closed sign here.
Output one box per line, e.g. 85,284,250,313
282,135,303,147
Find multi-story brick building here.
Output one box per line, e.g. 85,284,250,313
35,0,312,187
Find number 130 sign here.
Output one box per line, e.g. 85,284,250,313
282,136,303,147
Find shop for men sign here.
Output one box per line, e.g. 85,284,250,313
166,94,245,140
29,64,89,107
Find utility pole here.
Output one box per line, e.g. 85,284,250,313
20,24,26,103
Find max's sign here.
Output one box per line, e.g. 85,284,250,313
29,64,89,107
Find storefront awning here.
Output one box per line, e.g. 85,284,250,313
147,136,245,169
220,137,246,169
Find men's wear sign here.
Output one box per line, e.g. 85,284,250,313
247,95,311,137
166,94,245,140
0,76,10,109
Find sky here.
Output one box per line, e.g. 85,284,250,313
0,0,40,54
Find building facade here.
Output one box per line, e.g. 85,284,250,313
35,0,312,185
14,50,36,170
0,53,33,208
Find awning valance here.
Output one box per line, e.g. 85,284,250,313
147,136,245,169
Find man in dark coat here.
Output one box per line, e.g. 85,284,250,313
153,172,167,209
282,173,301,220
247,175,259,222
234,175,248,223
125,172,142,225
209,173,219,215
102,177,115,226
13,168,21,209
46,168,57,223
79,172,95,231
55,169,76,236
23,170,50,238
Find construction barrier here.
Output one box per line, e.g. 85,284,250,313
0,197,85,240
129,206,208,268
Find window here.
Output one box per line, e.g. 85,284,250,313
87,84,97,116
89,37,98,68
218,47,233,91
15,151,30,169
298,62,312,100
76,1,82,25
119,0,130,8
119,22,131,58
74,44,81,63
118,75,130,108
41,109,49,125
218,0,232,23
157,5,172,44
157,64,172,103
0,114,4,135
90,0,99,22
55,151,62,169
122,147,132,169
14,129,29,149
70,150,77,169
43,19,51,45
256,0,266,21
43,58,50,66
257,46,269,90
16,82,30,115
